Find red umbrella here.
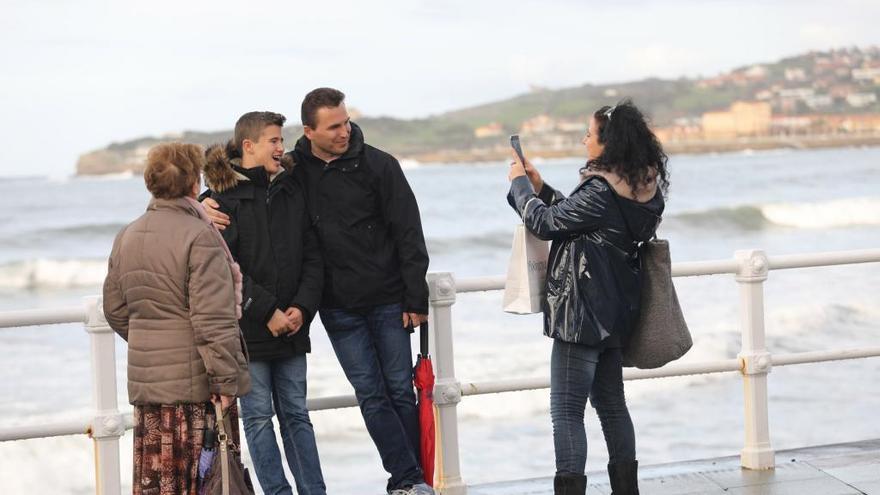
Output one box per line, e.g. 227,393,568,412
413,321,435,486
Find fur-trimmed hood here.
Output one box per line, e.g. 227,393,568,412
204,140,295,193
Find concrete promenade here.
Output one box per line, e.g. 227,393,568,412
469,439,880,494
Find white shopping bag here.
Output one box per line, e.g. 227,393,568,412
502,224,550,314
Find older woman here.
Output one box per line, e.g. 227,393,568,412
507,100,668,495
103,142,251,495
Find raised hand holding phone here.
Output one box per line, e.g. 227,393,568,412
510,134,526,164
508,134,543,192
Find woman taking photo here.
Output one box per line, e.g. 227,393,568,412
103,142,251,495
507,100,668,495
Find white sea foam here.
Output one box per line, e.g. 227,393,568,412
761,197,880,229
399,158,421,170
671,197,880,230
74,170,137,181
0,258,107,290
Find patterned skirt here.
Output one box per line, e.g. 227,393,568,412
132,402,241,495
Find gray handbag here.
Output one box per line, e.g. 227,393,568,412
200,402,254,495
588,173,692,368
622,238,693,369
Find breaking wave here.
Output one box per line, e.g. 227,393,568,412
426,230,513,254
40,222,126,238
0,222,126,248
669,197,880,230
0,259,107,290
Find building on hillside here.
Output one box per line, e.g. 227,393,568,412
755,89,774,100
813,56,833,72
654,120,702,143
697,76,726,89
852,67,880,82
770,114,880,135
556,120,585,133
830,84,857,98
474,122,503,138
834,67,851,78
743,65,768,80
827,114,880,133
778,87,815,99
702,101,772,139
785,68,807,82
520,114,556,135
770,116,818,135
804,94,833,110
846,92,878,108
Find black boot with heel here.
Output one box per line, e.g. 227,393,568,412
608,460,639,495
553,473,587,495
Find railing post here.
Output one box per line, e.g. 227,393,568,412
84,296,124,494
734,250,775,470
427,272,467,495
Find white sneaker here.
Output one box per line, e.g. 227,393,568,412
412,484,435,495
388,483,435,495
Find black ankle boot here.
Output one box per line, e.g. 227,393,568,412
553,473,587,495
608,460,639,495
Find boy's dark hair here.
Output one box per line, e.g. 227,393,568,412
301,88,346,128
234,111,286,152
584,98,670,197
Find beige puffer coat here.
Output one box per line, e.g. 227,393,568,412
103,197,251,405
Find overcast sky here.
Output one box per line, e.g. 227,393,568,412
1,0,878,177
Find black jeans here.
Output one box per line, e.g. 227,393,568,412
550,340,636,474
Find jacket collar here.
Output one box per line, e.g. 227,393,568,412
147,196,202,218
205,140,294,193
294,121,365,171
233,164,270,187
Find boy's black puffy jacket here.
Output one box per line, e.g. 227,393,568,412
204,142,323,361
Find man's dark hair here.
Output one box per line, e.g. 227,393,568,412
234,111,286,152
301,88,346,128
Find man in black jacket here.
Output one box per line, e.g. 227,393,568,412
293,88,432,495
204,111,326,495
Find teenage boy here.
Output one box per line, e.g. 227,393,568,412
203,111,326,495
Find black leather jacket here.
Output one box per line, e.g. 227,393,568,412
508,175,664,346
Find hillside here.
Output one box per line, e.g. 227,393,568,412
76,46,880,174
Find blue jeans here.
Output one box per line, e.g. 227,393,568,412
550,340,636,475
239,354,326,495
320,303,424,491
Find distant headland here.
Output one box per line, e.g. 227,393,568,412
76,46,880,175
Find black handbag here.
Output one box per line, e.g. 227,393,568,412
200,402,254,495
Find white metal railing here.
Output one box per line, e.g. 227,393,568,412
1,248,880,494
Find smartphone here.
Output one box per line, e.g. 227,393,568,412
510,134,526,164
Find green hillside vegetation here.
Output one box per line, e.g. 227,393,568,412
79,46,879,172
95,76,759,156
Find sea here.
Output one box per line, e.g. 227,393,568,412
1,147,879,494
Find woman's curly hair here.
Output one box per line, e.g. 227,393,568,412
582,98,669,198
